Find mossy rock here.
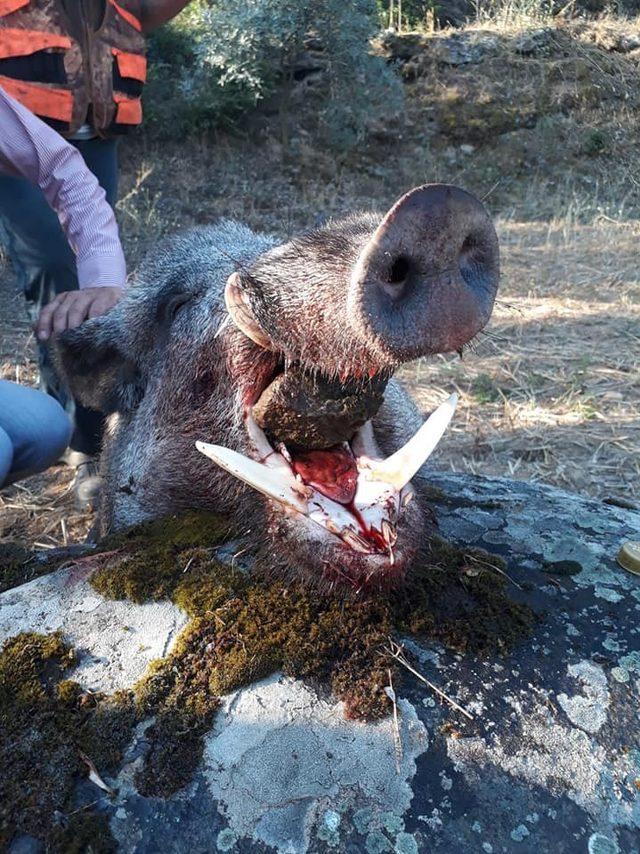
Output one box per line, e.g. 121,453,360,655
1,510,536,846
0,631,134,851
90,513,536,793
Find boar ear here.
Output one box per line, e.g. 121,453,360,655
53,314,145,414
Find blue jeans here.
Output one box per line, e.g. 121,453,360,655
0,380,72,487
0,137,119,457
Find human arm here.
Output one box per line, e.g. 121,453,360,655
139,0,193,32
0,86,127,338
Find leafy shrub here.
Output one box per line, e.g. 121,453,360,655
144,0,404,150
144,1,256,136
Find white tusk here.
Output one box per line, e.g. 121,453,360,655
365,393,458,490
195,441,307,513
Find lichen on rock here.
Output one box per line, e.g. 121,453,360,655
1,510,536,846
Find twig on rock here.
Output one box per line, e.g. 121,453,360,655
385,639,474,721
464,551,522,590
384,668,403,774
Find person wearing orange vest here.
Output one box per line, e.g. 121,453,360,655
0,0,192,511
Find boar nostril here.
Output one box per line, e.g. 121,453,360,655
460,234,477,257
388,256,410,284
382,255,412,299
459,232,490,290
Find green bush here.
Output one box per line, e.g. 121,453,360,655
144,2,256,136
144,0,404,149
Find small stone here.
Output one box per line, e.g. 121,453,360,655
510,824,530,842
324,810,341,832
525,812,539,824
611,666,630,683
471,821,482,833
482,844,493,854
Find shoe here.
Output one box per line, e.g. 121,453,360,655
73,459,102,512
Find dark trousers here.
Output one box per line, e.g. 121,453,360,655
0,137,118,457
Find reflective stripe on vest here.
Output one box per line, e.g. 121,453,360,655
0,74,73,121
113,91,141,124
108,0,142,32
111,47,146,81
0,28,72,59
0,0,29,16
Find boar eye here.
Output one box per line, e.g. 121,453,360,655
165,293,191,322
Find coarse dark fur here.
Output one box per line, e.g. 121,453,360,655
54,185,499,590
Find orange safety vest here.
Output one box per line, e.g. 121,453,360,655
0,0,146,136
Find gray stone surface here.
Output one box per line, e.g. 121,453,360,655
0,560,187,693
202,676,427,853
2,473,639,852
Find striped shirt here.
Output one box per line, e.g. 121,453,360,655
0,86,127,289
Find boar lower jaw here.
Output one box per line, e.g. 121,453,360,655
196,395,457,563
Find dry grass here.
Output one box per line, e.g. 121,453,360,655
400,217,640,502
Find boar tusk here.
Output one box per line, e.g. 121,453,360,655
365,393,458,490
224,272,273,350
195,441,307,513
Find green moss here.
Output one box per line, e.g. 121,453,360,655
92,512,233,603
395,537,534,654
0,542,65,593
2,511,536,843
0,632,133,850
88,515,535,794
48,813,116,854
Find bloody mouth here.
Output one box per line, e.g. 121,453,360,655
197,351,458,565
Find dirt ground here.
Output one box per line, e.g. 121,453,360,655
1,17,639,549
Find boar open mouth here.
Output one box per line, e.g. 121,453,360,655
196,362,457,564
193,182,497,575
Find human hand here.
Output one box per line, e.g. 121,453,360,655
36,286,123,340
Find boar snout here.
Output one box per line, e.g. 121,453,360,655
349,184,500,363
